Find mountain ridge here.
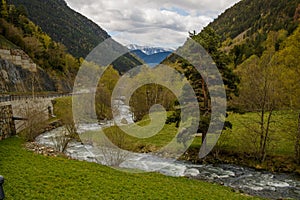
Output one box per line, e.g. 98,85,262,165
130,49,172,67
208,0,299,41
8,0,110,58
203,0,300,66
7,0,142,74
127,44,174,55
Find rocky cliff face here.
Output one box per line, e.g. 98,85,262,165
0,46,74,93
0,58,57,93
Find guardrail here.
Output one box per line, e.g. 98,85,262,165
0,93,72,103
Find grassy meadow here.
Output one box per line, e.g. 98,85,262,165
0,137,260,200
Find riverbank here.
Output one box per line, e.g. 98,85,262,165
181,147,300,176
0,137,259,200
51,97,300,175
34,127,300,199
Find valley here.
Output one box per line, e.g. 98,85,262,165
0,0,300,199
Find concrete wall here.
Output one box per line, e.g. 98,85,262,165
0,105,16,140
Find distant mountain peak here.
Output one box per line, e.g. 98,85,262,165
127,44,174,55
127,44,173,67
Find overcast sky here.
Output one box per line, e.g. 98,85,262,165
65,0,240,49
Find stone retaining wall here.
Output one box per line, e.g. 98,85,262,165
0,49,37,72
0,105,16,140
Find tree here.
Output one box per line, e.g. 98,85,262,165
0,0,8,19
51,98,80,152
95,66,120,120
235,32,285,162
19,100,48,141
185,27,239,146
295,114,300,164
274,26,300,163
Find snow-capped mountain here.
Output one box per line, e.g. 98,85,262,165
127,44,174,55
127,44,174,67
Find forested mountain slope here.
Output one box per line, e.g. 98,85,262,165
7,0,142,73
7,0,109,58
209,0,300,41
206,0,300,66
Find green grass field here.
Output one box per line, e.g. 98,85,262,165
102,113,179,152
102,110,298,157
0,137,260,199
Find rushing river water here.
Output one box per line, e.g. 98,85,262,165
35,125,300,200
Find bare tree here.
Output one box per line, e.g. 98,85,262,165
51,126,78,153
295,114,300,164
99,127,128,167
19,100,48,141
235,45,280,162
55,102,79,153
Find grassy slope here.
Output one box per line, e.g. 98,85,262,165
209,110,300,173
220,111,298,156
103,110,298,156
0,137,259,200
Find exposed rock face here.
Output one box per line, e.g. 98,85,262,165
0,58,57,93
0,49,37,72
0,47,74,93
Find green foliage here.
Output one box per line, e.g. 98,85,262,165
0,0,8,18
209,0,299,41
114,66,180,121
166,109,181,127
207,0,299,66
129,83,177,121
7,0,142,74
0,3,84,92
7,0,109,58
232,31,294,161
164,28,238,143
52,96,73,121
95,66,120,120
191,27,239,101
0,14,80,74
235,27,300,111
221,111,297,157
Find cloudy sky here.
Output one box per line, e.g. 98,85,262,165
65,0,240,49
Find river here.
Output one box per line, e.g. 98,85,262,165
36,125,300,200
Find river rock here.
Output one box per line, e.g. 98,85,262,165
267,181,290,188
184,168,200,177
243,185,264,191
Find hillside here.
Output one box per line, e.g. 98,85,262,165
204,0,300,66
0,137,259,200
7,0,142,74
7,0,109,58
209,0,300,41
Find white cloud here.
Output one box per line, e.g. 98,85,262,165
65,0,240,48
